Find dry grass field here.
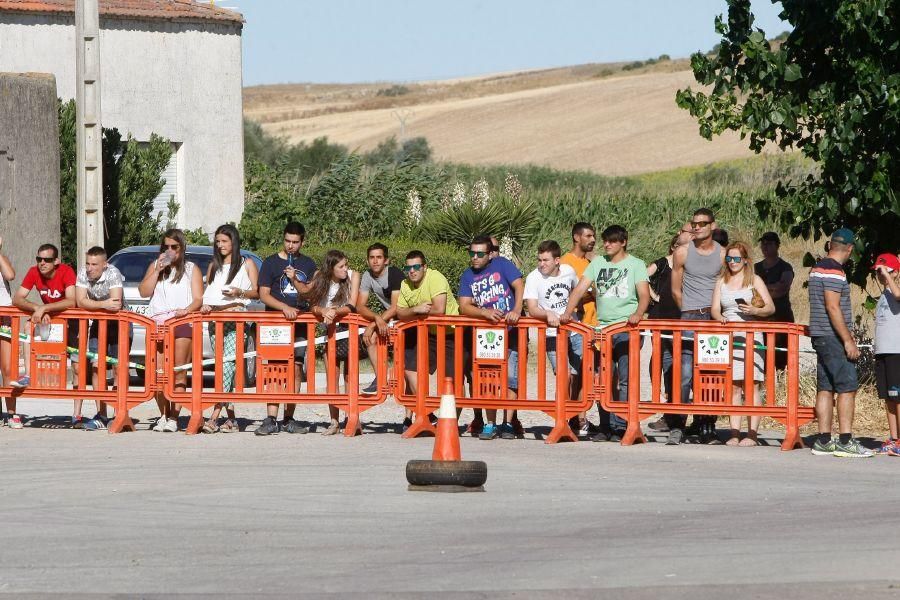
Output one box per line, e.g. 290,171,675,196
244,61,766,176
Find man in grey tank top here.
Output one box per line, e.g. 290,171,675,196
668,208,725,444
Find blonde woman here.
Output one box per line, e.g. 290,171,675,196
139,229,203,432
711,242,775,446
305,250,360,435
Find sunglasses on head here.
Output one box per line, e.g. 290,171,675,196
35,256,55,264
163,244,180,250
691,220,712,228
402,264,424,273
468,250,488,258
725,256,743,264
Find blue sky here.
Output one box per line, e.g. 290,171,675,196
235,1,789,86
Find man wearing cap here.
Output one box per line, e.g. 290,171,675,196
872,252,900,455
808,228,872,457
755,232,795,370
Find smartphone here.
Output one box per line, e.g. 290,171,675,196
735,298,748,306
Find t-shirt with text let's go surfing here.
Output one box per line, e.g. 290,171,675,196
20,264,77,304
459,257,523,344
583,254,648,327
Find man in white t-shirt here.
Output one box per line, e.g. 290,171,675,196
524,240,583,392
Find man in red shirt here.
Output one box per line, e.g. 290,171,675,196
11,244,77,415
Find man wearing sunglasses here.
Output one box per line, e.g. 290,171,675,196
459,235,524,440
10,245,78,406
669,208,727,444
396,250,460,431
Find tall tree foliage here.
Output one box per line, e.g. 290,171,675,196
676,0,899,284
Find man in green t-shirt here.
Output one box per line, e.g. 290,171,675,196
563,225,650,440
396,250,460,432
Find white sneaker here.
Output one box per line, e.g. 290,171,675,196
163,418,178,433
9,415,23,430
152,417,168,432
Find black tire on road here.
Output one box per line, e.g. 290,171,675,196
405,460,487,488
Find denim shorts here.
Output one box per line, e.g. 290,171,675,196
546,332,584,376
812,336,858,393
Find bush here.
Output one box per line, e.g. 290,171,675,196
376,85,411,97
363,136,433,166
622,61,645,71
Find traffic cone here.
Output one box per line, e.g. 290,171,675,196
432,377,461,461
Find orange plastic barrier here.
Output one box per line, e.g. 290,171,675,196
390,316,595,444
595,319,812,450
159,312,389,435
0,306,157,433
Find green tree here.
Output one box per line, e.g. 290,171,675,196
676,0,899,285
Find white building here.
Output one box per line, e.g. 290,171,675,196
0,0,245,234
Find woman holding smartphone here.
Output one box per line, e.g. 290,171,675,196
139,229,203,432
711,242,775,446
199,224,259,433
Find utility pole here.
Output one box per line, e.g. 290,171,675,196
75,0,104,266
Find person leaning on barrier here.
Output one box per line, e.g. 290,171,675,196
305,249,361,436
74,246,129,431
754,232,795,371
459,234,525,440
524,240,583,407
711,241,775,447
11,243,78,417
872,253,900,456
669,208,726,445
644,230,692,433
199,224,259,434
356,243,404,396
139,229,204,433
255,221,317,436
396,250,461,432
808,228,871,458
0,236,18,428
562,225,650,443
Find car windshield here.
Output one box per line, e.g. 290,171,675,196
110,252,214,285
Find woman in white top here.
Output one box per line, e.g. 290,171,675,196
0,236,19,427
305,250,360,435
138,229,203,432
711,241,775,446
199,224,259,433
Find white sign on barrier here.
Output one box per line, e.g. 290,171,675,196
696,333,731,365
259,325,292,346
475,328,506,360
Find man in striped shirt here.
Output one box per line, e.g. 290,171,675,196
808,228,872,458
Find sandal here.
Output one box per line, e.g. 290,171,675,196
725,436,740,446
201,420,219,434
322,420,340,436
739,435,759,447
219,419,239,433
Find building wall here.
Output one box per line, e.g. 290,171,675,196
0,12,244,235
0,73,60,288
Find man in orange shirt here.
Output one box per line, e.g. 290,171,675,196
560,222,596,433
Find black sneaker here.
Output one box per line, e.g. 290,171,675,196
591,430,612,443
400,417,412,433
609,430,624,443
254,416,280,436
362,379,378,395
281,419,309,434
666,428,684,445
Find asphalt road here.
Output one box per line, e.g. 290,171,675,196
1,400,898,598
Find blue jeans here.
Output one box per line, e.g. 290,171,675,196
668,309,713,429
547,331,584,375
603,331,641,432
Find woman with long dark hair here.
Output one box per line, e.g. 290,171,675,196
305,250,360,435
200,224,259,433
139,229,203,432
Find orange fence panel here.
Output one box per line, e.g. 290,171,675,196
595,319,812,450
0,306,158,433
160,312,389,435
390,316,595,444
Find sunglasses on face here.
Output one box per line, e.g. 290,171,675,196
402,264,424,273
725,256,743,264
163,244,180,250
35,256,55,264
468,250,488,258
691,221,712,228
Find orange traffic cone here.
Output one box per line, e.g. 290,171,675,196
432,377,461,461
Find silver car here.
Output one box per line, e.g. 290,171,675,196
108,245,264,383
